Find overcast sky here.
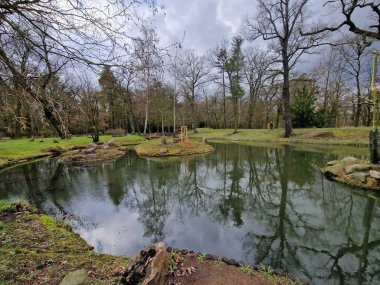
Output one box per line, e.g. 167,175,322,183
151,0,372,55
153,1,324,53
153,0,252,53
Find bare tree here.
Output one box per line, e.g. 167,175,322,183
177,50,209,133
305,1,380,40
0,0,158,138
210,41,229,129
243,48,275,129
118,66,139,134
338,35,373,126
133,24,162,134
245,0,326,137
80,80,106,143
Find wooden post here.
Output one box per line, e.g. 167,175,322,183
180,126,188,141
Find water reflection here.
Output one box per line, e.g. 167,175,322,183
1,143,380,285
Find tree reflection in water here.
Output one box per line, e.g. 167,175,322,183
1,144,380,285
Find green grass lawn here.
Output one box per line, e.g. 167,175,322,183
0,127,373,170
0,135,144,169
190,127,372,146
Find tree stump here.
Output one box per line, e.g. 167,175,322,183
120,242,168,285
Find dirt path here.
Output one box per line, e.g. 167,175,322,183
167,251,302,285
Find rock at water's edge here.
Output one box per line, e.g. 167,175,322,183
370,170,380,180
60,269,92,285
322,157,380,190
84,148,96,154
324,164,344,178
88,143,98,149
108,139,117,147
326,160,340,166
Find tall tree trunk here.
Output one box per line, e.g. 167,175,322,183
143,99,149,134
223,70,227,129
108,96,114,129
275,101,282,129
125,90,137,134
354,77,362,127
370,51,379,164
191,100,197,133
282,53,292,138
205,94,210,128
173,90,176,137
161,111,164,136
26,110,33,137
233,98,239,134
247,82,255,128
14,98,22,138
323,51,333,115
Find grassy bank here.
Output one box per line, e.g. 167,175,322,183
0,135,144,170
0,127,372,170
135,138,214,157
0,200,131,285
190,127,372,146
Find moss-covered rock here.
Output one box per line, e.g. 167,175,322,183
341,156,360,164
60,141,125,164
59,270,92,285
323,164,344,178
322,157,380,190
326,160,341,166
348,172,368,183
344,164,370,174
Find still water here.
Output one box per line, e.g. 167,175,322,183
1,143,380,285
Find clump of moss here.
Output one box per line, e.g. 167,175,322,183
0,200,11,213
0,221,6,231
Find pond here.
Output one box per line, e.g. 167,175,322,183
1,143,380,285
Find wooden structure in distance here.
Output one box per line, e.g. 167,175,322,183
180,126,188,141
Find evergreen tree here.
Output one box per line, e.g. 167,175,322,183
291,85,316,128
226,36,245,134
99,66,119,129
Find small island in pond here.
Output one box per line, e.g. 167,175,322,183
322,157,380,190
135,137,214,157
59,139,125,164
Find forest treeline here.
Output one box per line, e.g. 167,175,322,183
0,0,379,140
